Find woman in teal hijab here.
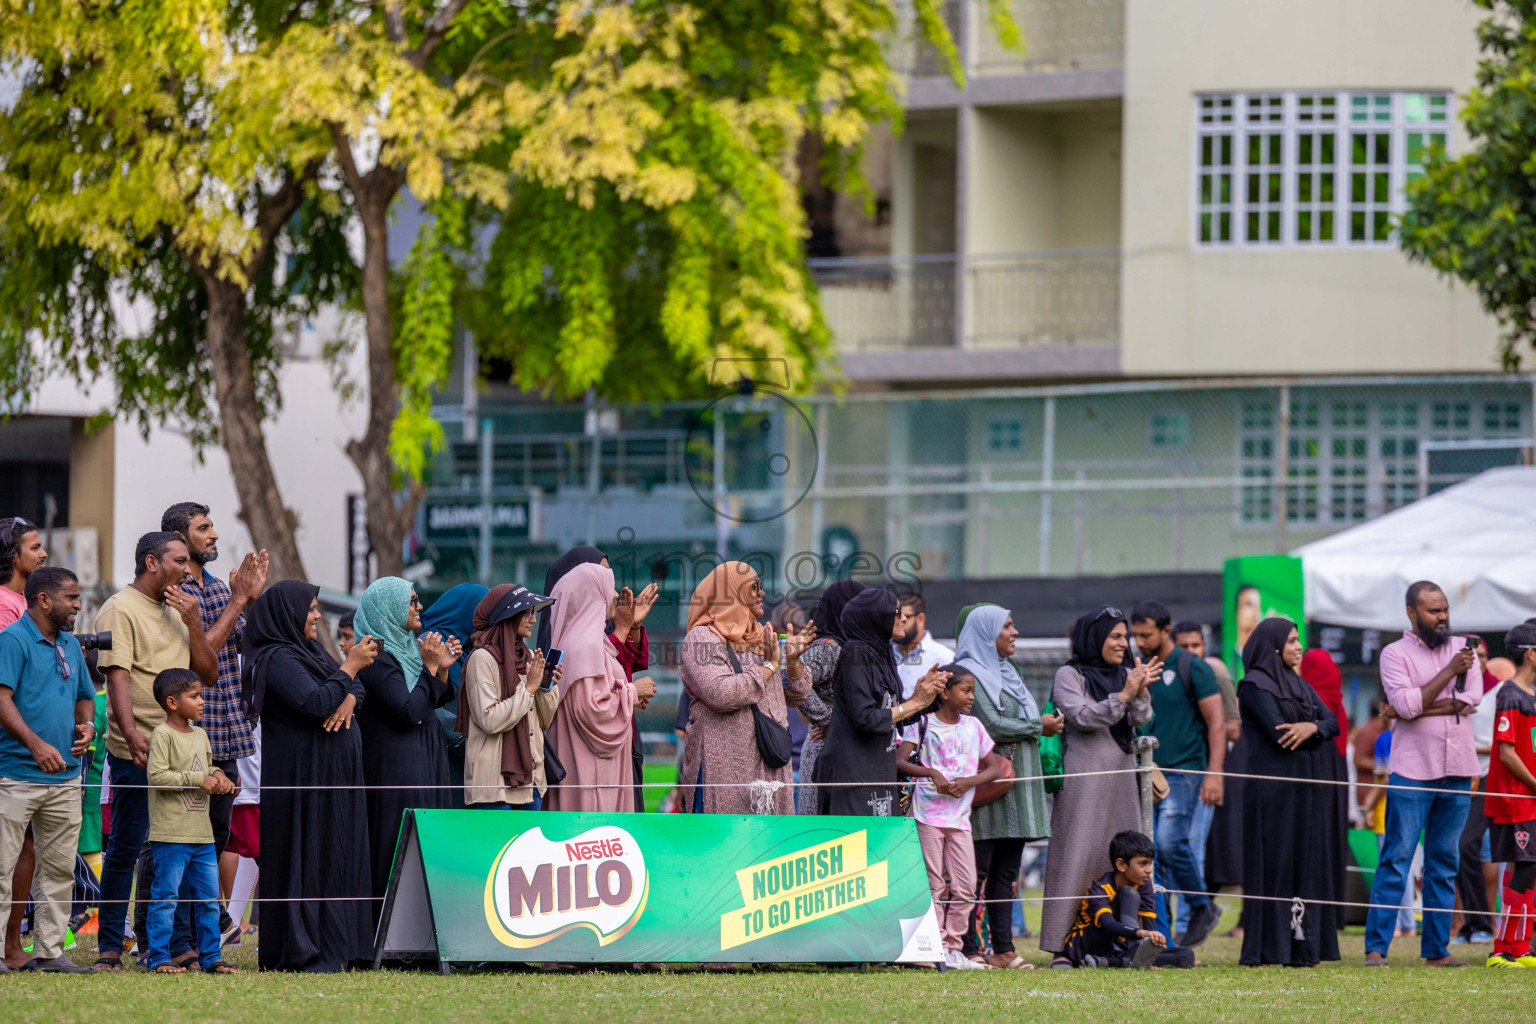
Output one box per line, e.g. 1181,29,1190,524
420,584,490,810
353,576,459,921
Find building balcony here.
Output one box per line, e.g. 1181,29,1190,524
890,0,1125,107
810,249,1120,381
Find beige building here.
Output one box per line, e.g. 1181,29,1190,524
814,0,1511,383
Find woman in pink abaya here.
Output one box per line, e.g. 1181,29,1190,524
544,562,655,811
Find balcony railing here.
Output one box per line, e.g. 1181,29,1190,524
810,250,1119,352
968,249,1119,348
976,0,1124,74
889,1,1124,78
887,0,963,77
810,254,958,352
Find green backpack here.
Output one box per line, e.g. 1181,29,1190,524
1040,699,1064,794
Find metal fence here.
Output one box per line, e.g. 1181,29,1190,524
421,375,1535,600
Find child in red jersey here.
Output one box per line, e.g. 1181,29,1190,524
1485,622,1536,969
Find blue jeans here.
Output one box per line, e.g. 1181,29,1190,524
1174,798,1216,934
1366,774,1471,960
145,842,222,970
97,754,191,958
1154,771,1212,923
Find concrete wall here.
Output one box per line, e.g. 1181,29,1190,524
29,306,368,591
966,103,1122,254
1120,0,1505,375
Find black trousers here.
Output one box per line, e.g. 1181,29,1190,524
1455,792,1493,939
962,837,1026,956
133,759,239,946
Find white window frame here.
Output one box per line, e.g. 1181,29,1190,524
1193,90,1452,250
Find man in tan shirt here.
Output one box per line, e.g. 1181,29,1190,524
91,532,217,970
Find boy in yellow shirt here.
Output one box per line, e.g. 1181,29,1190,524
145,669,237,974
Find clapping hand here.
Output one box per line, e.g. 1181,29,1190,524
611,584,660,636
419,632,452,676
912,667,950,706
229,549,270,602
782,620,818,663
525,649,547,693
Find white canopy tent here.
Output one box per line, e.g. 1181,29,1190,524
1293,465,1536,631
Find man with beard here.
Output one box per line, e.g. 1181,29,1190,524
0,567,98,972
158,503,266,943
1364,581,1484,967
893,594,953,701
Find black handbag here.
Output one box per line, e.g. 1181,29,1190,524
725,645,793,771
542,732,568,785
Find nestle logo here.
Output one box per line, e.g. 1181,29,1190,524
565,838,625,862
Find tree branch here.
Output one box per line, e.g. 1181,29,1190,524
406,0,473,69
384,1,407,45
249,161,321,275
328,122,366,196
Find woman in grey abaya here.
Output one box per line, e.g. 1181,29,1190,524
1039,605,1159,959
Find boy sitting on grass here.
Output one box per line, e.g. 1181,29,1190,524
1059,830,1194,969
145,668,238,974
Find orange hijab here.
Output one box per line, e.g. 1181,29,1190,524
687,562,771,652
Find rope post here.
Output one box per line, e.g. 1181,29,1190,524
1136,735,1159,838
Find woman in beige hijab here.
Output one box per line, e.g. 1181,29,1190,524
678,562,816,814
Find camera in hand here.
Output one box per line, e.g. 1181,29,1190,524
76,631,112,652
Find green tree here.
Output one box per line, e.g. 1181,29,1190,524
0,0,1013,581
1399,0,1536,368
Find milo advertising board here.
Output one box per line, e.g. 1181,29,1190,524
376,810,943,968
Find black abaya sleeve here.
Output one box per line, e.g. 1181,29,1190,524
837,659,894,737
264,648,357,720
360,655,446,727
1240,684,1336,754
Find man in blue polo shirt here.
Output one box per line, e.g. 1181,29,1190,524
0,566,96,973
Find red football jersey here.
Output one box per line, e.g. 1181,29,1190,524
1485,683,1536,824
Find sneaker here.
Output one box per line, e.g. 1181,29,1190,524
1181,902,1222,949
944,950,988,970
1080,954,1109,968
1130,940,1162,970
1470,930,1494,943
1516,954,1536,968
1487,953,1522,969
25,955,94,974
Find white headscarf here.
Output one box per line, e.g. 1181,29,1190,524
954,604,1039,717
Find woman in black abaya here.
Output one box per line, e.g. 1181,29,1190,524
1238,617,1342,967
242,581,378,972
815,588,944,816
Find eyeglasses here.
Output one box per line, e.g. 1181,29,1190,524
409,595,422,609
2,517,32,549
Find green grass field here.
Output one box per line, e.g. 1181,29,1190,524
1,903,1524,1023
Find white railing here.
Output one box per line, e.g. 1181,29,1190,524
976,0,1124,74
967,249,1119,348
810,254,959,352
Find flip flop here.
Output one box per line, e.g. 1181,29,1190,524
1426,958,1468,968
91,956,123,973
203,961,238,975
990,954,1035,970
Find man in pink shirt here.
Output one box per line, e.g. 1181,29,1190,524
1364,581,1483,968
0,516,46,970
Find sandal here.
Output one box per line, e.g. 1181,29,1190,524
152,963,187,974
986,953,1035,970
171,951,200,969
92,955,124,973
203,961,238,975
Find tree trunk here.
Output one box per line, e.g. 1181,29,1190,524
200,274,312,584
345,174,418,579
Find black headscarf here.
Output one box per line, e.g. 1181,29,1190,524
1068,604,1136,754
837,588,902,702
812,579,867,645
1241,616,1312,722
240,579,339,722
535,545,605,652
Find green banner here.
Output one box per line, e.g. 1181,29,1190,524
376,809,943,967
1222,554,1306,681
